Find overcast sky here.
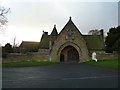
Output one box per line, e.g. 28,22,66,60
0,0,119,46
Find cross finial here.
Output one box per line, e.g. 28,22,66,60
54,24,56,28
69,16,72,21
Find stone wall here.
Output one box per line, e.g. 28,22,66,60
2,53,49,63
2,52,119,63
96,53,120,60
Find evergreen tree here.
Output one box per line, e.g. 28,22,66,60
105,26,120,53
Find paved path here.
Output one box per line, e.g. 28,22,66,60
2,63,118,88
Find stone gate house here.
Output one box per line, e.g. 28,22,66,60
19,17,105,63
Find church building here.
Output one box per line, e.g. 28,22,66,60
19,17,105,63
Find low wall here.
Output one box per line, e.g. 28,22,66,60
2,52,120,63
2,53,49,63
96,53,120,60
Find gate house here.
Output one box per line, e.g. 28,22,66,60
20,17,105,63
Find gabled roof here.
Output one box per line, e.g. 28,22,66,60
51,25,58,36
59,17,82,35
83,35,105,50
19,17,105,51
19,41,39,51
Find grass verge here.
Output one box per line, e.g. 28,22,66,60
2,61,56,68
83,60,119,70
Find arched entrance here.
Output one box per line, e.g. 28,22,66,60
60,46,79,63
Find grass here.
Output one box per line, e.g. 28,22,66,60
83,60,119,70
2,60,119,69
2,61,56,68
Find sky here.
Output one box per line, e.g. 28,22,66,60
0,0,119,46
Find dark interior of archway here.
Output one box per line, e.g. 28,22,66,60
60,46,79,63
60,54,64,62
67,48,79,62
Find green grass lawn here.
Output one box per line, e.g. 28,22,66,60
2,60,119,69
83,60,119,70
2,61,56,68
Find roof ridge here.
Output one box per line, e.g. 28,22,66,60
22,41,39,43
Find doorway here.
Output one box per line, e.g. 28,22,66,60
60,46,79,63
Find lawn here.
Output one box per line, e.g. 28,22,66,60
83,60,119,70
2,61,56,68
2,60,119,69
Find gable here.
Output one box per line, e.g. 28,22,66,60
54,17,86,46
58,17,82,36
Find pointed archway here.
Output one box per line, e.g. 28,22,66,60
60,46,79,63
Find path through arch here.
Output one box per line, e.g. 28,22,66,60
60,46,79,63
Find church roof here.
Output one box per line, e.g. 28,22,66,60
50,25,58,36
59,17,82,35
19,41,39,51
19,17,105,51
83,35,105,50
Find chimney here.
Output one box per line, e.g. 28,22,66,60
100,29,104,36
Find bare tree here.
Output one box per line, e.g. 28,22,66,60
0,6,10,31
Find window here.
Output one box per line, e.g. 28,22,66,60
66,34,68,40
66,30,75,40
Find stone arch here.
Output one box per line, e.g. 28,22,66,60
57,42,81,63
60,45,79,63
